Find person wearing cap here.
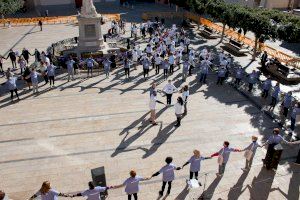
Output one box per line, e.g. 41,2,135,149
242,136,261,170
211,141,241,176
73,181,112,200
261,128,291,170
182,150,211,185
152,157,181,196
163,80,178,105
112,170,151,200
261,76,272,98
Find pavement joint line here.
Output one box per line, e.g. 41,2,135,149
0,138,34,143
0,131,278,164
0,97,257,128
0,109,148,127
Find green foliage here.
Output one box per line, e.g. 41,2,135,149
0,0,24,15
174,0,300,42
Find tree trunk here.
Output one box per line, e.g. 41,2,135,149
252,36,259,61
220,23,226,42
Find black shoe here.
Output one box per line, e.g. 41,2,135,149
167,191,170,195
198,182,202,186
159,191,163,196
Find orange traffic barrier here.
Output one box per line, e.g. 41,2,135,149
0,14,120,26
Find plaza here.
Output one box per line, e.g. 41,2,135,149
0,1,300,200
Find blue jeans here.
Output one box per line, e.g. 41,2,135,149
291,117,296,131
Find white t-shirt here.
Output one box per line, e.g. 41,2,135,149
188,156,205,172
149,94,157,110
163,83,177,94
159,163,176,182
174,103,183,115
182,91,189,102
123,176,143,195
35,189,59,200
81,186,106,200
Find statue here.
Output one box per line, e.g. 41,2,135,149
81,0,98,18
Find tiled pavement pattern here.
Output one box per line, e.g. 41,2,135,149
1,6,300,200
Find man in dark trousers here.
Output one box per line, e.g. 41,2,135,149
22,48,31,63
6,49,16,68
38,20,43,31
152,157,181,196
261,51,268,69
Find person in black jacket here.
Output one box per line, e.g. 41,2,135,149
6,49,16,68
21,48,32,63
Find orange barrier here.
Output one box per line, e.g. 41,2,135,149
143,11,300,69
0,14,120,26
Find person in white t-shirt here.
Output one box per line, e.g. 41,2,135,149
152,157,181,196
149,91,165,125
29,181,70,200
174,96,184,127
112,170,150,200
181,85,189,115
182,150,211,184
163,80,178,105
73,181,111,200
241,136,261,170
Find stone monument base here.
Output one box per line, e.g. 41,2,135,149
77,15,105,52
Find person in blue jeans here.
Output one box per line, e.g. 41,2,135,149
152,157,181,196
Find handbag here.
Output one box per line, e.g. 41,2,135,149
244,143,255,161
218,148,224,165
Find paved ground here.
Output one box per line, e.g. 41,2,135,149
1,4,300,200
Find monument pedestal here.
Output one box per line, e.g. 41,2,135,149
77,15,105,52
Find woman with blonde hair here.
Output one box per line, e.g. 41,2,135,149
112,170,151,200
29,181,69,200
182,150,211,185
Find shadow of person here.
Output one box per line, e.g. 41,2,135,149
140,121,178,159
119,111,150,136
198,176,222,200
111,107,168,157
271,163,300,200
245,167,276,200
227,170,249,200
175,183,189,200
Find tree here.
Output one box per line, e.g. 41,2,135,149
247,12,277,60
0,0,24,16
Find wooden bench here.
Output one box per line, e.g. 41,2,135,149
199,26,220,39
265,61,300,84
224,39,249,56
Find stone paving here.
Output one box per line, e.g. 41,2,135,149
0,4,300,200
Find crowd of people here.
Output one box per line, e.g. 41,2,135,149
26,132,299,200
1,16,300,200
